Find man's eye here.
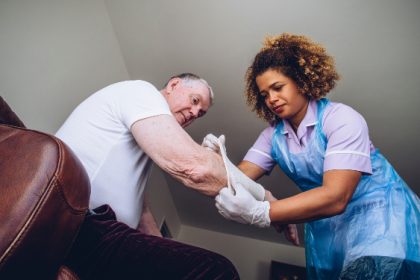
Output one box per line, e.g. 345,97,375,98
192,98,199,105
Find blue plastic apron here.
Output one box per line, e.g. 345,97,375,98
271,98,420,279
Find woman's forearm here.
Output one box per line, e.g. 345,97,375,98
269,187,347,224
269,170,361,224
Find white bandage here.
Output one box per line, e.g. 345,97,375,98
202,134,265,201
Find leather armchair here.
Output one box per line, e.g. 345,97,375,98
0,97,90,279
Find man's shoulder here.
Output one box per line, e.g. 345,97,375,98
107,80,159,92
90,80,162,104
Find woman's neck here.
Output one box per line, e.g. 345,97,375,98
290,100,309,133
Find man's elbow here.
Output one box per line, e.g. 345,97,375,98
187,165,221,196
165,162,222,197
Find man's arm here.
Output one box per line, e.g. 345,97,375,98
131,115,227,196
137,195,162,237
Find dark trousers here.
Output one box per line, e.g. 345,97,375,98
64,205,240,280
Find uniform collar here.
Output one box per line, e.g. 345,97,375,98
280,99,318,140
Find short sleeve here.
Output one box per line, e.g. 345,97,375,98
323,103,372,174
243,126,276,173
114,81,172,128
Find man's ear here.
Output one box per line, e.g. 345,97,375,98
166,78,181,94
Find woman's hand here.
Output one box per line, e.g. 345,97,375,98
215,183,271,228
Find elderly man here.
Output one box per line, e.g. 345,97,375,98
56,73,241,279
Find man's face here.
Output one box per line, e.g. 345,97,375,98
166,79,211,127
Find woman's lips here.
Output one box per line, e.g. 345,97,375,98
273,105,284,114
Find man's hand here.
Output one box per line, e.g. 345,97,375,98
137,198,163,237
202,134,265,201
215,183,271,228
272,223,300,246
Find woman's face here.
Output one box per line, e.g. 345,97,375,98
256,69,309,127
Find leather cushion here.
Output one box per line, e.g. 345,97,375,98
0,125,90,279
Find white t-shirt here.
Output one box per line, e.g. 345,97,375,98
56,80,172,228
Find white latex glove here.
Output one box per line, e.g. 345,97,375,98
215,183,271,228
202,133,225,153
202,133,265,201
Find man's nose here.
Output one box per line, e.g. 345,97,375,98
191,107,200,118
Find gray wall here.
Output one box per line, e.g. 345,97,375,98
0,0,129,133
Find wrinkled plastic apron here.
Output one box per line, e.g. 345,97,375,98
271,98,420,279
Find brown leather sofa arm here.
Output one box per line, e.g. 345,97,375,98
0,97,90,279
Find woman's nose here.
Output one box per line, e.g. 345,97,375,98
267,91,278,104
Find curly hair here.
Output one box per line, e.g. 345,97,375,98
245,33,340,123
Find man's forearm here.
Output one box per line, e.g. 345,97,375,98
131,115,227,196
164,148,227,197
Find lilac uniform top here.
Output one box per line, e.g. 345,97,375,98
244,99,375,175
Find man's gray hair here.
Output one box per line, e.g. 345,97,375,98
164,73,214,105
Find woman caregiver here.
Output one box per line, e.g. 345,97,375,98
210,33,420,279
